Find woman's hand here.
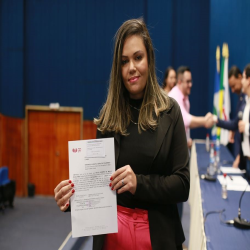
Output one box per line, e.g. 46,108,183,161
54,180,75,212
110,165,137,195
187,138,192,149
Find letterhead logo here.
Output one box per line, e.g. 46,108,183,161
72,148,77,153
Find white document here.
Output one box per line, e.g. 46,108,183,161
220,167,246,174
68,138,117,238
217,175,250,192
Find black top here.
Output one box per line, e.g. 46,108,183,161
117,98,157,209
94,97,190,249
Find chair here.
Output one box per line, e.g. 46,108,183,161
0,167,16,212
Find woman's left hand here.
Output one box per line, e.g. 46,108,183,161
110,165,137,195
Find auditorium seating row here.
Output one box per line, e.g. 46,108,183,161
0,167,16,212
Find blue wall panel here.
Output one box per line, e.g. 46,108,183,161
172,0,210,139
24,0,145,119
0,0,24,117
147,0,173,84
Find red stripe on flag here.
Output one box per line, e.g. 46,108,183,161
222,107,227,121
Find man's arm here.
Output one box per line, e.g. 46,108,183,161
213,115,239,131
190,113,213,129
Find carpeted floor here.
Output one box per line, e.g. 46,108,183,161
0,196,71,250
0,197,190,250
182,201,190,248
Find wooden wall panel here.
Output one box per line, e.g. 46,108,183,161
0,114,25,196
0,112,95,197
54,112,82,190
28,111,56,195
27,109,82,196
83,120,97,140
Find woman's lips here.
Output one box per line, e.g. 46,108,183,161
129,76,140,83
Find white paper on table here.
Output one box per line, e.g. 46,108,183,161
217,175,250,191
220,166,246,174
68,138,117,238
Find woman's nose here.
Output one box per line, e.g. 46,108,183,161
129,61,136,73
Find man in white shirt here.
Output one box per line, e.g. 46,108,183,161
238,64,250,180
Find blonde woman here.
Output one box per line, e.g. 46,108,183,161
54,19,190,250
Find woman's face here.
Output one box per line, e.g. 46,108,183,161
166,69,176,90
121,35,148,99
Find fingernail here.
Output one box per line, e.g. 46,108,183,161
66,203,69,207
69,180,72,183
109,183,112,187
72,189,75,193
111,187,114,190
110,177,113,180
71,183,74,187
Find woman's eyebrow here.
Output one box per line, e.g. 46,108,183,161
122,50,143,57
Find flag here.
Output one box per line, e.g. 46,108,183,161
211,46,220,141
218,43,231,145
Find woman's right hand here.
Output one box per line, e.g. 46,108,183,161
54,180,75,212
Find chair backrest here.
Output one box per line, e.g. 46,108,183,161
0,166,11,186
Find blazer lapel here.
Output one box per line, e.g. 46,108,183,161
113,132,120,166
153,112,173,161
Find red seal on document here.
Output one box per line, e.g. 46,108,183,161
72,148,77,153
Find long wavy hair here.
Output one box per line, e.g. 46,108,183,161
94,18,170,135
162,66,174,89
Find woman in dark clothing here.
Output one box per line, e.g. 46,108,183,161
162,66,177,94
54,18,190,250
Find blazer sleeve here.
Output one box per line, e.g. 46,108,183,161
217,116,238,131
133,104,190,205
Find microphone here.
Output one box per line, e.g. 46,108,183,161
200,174,216,182
238,111,243,142
233,183,250,229
238,111,243,120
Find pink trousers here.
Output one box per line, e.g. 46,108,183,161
103,205,152,250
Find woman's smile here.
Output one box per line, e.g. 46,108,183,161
128,76,140,83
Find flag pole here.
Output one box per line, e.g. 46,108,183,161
212,46,221,141
216,46,220,73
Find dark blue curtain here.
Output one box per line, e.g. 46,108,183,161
24,0,146,119
0,0,24,117
1,0,250,139
171,0,210,139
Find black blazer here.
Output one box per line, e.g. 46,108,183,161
93,97,190,250
217,93,246,156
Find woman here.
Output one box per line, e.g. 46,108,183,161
238,64,250,180
54,18,189,250
162,66,176,94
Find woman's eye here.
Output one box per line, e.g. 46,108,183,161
136,55,142,60
121,60,128,65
